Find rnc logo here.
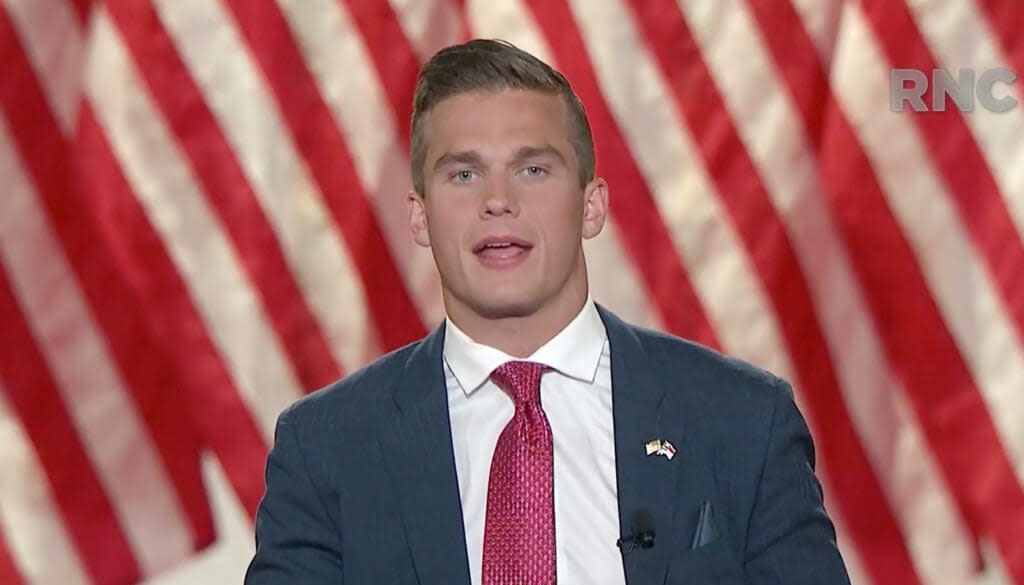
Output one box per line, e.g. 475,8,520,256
890,68,1018,113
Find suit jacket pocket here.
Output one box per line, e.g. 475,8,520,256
664,538,745,585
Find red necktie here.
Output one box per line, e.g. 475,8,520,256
481,361,556,585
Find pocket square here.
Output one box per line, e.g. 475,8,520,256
690,500,721,549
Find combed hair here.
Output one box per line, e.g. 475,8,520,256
410,39,596,195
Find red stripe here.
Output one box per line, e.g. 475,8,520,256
74,103,272,518
862,0,1024,378
973,0,1024,116
105,0,344,392
741,1,830,155
751,2,1024,580
0,6,216,549
629,3,924,584
222,0,429,351
0,268,141,585
506,0,718,346
70,0,92,25
0,522,27,585
339,0,419,141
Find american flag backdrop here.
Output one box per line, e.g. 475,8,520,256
1,0,1022,584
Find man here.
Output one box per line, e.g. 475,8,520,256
245,39,850,585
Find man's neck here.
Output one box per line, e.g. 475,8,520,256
446,288,589,358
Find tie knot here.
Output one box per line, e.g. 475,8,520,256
490,360,546,406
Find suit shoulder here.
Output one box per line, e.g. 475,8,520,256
628,323,792,405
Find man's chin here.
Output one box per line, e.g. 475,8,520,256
441,280,554,322
450,286,544,320
471,298,540,320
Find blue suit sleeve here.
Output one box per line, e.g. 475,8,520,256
743,379,851,585
244,410,344,585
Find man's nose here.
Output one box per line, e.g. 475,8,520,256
480,178,518,217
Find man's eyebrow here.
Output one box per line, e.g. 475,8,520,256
510,145,566,165
432,145,566,172
433,150,483,172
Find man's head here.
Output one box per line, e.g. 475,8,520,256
408,40,608,347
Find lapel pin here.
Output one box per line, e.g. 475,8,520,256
645,438,676,460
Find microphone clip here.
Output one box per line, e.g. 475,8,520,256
618,509,656,552
616,529,655,552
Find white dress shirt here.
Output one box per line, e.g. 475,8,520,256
443,297,627,585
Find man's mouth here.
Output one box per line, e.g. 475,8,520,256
473,237,533,264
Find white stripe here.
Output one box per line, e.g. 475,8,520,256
275,0,447,328
3,0,82,133
832,2,1024,489
151,0,377,374
889,389,978,585
979,538,1015,585
466,0,663,333
139,456,254,585
583,220,663,332
276,0,395,207
565,0,796,381
83,10,301,441
388,0,462,61
0,385,91,585
683,3,977,583
466,0,551,64
905,0,1024,263
0,111,193,576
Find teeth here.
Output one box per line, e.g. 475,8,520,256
486,242,512,248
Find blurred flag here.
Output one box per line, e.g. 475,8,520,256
1,1,1022,584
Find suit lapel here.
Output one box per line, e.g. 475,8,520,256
377,324,472,585
599,306,685,585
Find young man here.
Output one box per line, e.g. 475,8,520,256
245,39,850,585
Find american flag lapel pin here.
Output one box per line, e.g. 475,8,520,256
645,438,676,460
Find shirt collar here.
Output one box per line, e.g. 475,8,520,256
443,297,608,396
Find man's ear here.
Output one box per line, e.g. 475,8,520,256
582,177,608,239
408,190,431,247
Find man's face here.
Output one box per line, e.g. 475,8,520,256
409,89,607,322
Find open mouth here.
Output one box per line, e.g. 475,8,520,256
473,237,533,266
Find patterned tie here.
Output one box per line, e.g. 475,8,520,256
481,361,556,585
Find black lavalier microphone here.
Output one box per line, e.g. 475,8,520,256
616,510,656,552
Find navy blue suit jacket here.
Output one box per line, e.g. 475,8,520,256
245,305,850,584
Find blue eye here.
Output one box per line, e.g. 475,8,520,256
453,170,474,182
524,166,546,176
